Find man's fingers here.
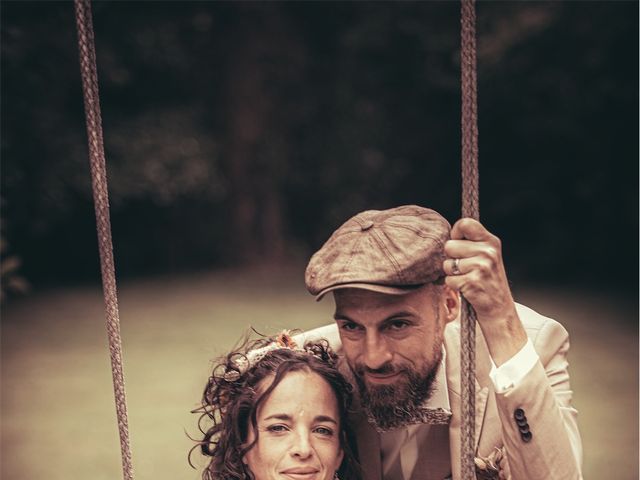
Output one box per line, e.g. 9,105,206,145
444,257,467,276
444,239,475,258
450,218,495,242
443,256,494,278
444,271,479,295
444,239,501,264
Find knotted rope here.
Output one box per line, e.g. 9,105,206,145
460,0,480,479
73,1,135,479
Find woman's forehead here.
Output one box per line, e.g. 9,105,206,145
257,370,339,419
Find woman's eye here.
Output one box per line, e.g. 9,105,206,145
266,424,289,433
314,426,334,436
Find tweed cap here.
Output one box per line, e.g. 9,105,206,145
305,205,451,300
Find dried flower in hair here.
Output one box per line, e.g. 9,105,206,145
276,330,298,349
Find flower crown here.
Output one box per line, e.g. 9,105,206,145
221,330,320,382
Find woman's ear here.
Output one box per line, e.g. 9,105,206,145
241,448,252,468
442,285,460,323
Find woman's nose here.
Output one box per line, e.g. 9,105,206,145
289,430,313,459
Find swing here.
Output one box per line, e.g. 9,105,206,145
72,1,480,479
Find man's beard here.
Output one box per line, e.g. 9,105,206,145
352,351,442,433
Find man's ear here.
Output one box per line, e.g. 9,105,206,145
442,285,460,323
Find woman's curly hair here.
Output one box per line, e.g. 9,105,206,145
191,332,361,480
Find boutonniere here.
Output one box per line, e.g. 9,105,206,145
474,446,506,480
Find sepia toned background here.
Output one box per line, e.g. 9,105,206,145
2,1,638,479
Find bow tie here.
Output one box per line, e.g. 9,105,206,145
369,407,453,433
409,407,453,426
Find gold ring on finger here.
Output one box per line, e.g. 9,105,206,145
452,258,461,275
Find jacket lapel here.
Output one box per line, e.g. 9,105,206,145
473,321,492,451
409,424,451,480
351,405,382,480
446,321,491,480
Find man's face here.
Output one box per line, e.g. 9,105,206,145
333,285,457,431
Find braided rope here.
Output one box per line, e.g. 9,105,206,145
460,0,479,479
73,1,135,479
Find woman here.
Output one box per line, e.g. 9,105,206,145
192,331,361,480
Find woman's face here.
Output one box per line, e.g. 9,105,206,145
244,370,344,480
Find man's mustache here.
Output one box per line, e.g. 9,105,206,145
354,362,403,376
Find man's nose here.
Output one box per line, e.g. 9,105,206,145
289,430,313,459
363,333,392,370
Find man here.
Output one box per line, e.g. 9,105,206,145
300,205,582,480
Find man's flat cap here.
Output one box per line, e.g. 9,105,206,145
305,205,451,300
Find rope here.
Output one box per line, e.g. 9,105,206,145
460,0,479,478
71,2,476,479
73,1,135,479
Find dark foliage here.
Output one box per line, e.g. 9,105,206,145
1,1,637,288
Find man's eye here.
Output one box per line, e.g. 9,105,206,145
340,322,361,332
314,426,334,436
387,320,409,330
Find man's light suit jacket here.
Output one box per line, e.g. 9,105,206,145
299,304,583,480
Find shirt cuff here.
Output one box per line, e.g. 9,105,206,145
489,339,539,393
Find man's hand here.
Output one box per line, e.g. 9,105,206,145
443,218,527,365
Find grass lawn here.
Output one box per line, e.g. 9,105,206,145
2,267,637,479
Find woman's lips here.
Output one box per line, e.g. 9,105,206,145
281,467,320,478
